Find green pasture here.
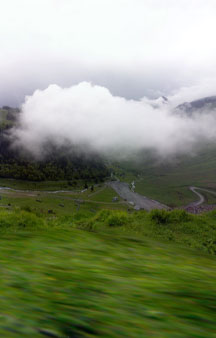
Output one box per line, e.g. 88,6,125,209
0,207,214,336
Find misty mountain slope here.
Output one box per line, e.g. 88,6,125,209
0,107,19,129
175,96,216,116
0,107,109,182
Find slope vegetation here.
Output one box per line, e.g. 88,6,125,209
0,208,215,336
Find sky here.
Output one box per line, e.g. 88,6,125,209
1,0,216,106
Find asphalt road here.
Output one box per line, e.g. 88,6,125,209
108,181,168,211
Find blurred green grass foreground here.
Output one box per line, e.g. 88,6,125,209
0,208,215,337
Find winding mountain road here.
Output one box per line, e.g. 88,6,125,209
189,187,205,206
188,186,216,206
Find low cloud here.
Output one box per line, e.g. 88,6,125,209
11,81,216,159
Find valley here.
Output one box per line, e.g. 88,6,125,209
1,2,216,336
0,104,216,336
1,99,216,337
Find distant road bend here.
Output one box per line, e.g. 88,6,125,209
189,186,216,206
108,181,168,211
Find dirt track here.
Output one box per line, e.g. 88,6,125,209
108,181,168,211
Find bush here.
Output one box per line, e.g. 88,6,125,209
0,210,45,229
149,209,171,224
203,238,216,255
149,209,191,225
94,210,113,222
169,209,192,223
21,205,33,213
80,210,129,231
106,211,128,227
14,211,45,229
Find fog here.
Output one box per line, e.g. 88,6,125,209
11,81,216,159
1,0,216,105
2,0,216,158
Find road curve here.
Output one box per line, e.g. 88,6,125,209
188,186,216,207
189,187,205,206
108,181,168,211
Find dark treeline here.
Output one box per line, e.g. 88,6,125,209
0,107,109,182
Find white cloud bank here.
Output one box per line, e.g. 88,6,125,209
12,81,216,158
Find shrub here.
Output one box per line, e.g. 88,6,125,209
149,209,191,225
21,205,33,213
14,211,44,228
94,210,113,222
0,211,13,228
203,239,216,255
0,210,45,229
149,209,171,224
106,211,128,227
169,209,192,223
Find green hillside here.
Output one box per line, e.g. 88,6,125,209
0,207,215,337
112,145,216,207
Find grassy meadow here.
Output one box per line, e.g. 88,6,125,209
0,178,215,336
0,207,214,336
0,183,129,219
